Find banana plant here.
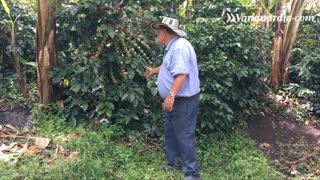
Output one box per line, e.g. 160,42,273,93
236,0,254,9
258,0,276,15
0,0,29,97
271,0,307,89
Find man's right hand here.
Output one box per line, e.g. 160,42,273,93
144,67,155,78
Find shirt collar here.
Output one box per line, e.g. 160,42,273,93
165,36,180,52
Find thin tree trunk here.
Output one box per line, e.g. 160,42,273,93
11,22,29,97
36,0,57,104
270,0,283,89
1,0,28,97
255,0,271,64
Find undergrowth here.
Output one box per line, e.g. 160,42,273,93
0,105,279,180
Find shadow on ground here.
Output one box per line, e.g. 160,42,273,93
246,100,320,179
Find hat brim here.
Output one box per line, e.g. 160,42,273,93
150,21,187,37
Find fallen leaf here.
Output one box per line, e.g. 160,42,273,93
26,145,40,156
0,131,6,136
0,144,8,151
0,151,10,162
9,142,17,149
57,133,79,143
9,143,18,153
289,165,297,176
5,124,21,135
259,142,271,152
17,142,28,153
35,138,50,149
53,144,65,158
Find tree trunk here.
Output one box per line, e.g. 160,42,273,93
270,0,306,89
270,0,283,89
36,0,57,104
11,22,29,98
255,0,271,64
281,0,306,83
1,0,29,97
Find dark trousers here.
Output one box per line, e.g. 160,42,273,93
164,93,200,176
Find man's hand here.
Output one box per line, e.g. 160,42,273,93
163,96,175,112
144,66,160,78
144,67,155,78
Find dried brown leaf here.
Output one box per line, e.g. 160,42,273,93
35,138,50,149
5,124,20,134
26,145,40,156
52,144,65,158
17,142,28,153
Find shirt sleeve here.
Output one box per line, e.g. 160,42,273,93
170,48,190,77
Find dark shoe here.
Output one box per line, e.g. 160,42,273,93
175,160,183,171
184,175,201,180
162,164,175,171
162,164,183,172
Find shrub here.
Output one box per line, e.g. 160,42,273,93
289,14,320,114
186,15,271,131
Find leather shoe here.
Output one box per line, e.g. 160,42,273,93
184,175,201,180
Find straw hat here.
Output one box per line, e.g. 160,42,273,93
150,17,187,37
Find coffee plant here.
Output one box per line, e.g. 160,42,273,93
48,0,164,136
48,0,275,134
1,0,291,134
186,2,272,132
289,13,320,114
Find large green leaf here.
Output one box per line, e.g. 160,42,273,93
97,24,115,39
106,26,115,39
0,0,10,17
20,58,37,67
236,0,252,7
268,0,276,11
258,0,272,15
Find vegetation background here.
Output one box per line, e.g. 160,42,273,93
0,0,319,179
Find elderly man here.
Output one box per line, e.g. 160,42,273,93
144,17,201,180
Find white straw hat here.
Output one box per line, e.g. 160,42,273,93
150,17,187,37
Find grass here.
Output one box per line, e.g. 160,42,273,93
0,107,280,180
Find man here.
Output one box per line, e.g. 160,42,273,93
144,17,201,180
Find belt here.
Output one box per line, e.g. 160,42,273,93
175,93,199,100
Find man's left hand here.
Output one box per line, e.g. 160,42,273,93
163,96,175,112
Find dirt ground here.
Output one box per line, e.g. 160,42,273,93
1,98,320,178
246,98,320,179
0,108,32,129
0,98,32,129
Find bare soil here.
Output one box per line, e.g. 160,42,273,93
247,98,320,179
0,107,33,129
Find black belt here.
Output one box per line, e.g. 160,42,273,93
175,93,199,100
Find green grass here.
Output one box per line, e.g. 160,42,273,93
0,130,279,179
0,109,280,180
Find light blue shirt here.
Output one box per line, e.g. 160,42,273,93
157,37,200,99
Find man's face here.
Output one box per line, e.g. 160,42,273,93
157,28,166,46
